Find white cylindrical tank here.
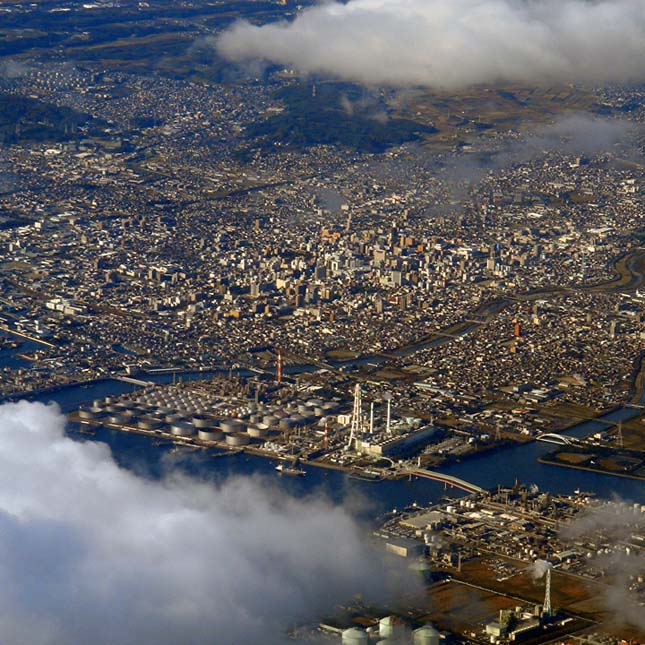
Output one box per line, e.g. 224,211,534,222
198,429,223,442
279,418,295,431
379,616,407,641
78,408,99,420
413,624,440,645
263,415,280,427
226,432,250,447
170,422,195,437
192,416,214,428
247,425,268,438
342,627,369,645
138,418,162,430
220,419,245,434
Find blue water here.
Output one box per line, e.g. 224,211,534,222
2,337,644,514
0,336,41,369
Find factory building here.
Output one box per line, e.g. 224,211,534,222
358,426,438,456
385,537,426,559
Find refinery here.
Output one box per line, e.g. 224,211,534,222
310,486,645,645
70,371,441,479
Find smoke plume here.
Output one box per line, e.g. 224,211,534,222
560,500,645,631
216,0,645,89
0,401,419,645
529,558,551,580
436,113,633,195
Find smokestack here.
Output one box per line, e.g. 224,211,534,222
276,350,283,383
543,567,552,617
347,384,363,450
384,393,392,435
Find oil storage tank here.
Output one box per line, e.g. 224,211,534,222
263,415,279,428
342,627,368,645
380,616,408,641
225,432,250,447
138,418,162,431
413,625,440,645
170,422,195,437
78,408,102,420
247,424,268,439
220,419,245,434
192,416,215,429
198,429,223,442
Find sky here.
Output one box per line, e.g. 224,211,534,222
217,0,645,89
0,401,420,645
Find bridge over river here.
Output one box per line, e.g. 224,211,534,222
397,468,485,494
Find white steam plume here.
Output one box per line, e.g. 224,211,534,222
0,401,419,645
216,0,645,89
529,558,551,580
561,500,645,631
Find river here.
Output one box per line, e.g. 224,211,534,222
1,337,644,517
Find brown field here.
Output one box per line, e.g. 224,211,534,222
453,558,607,619
389,85,596,151
556,452,592,465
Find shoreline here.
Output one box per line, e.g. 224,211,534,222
537,455,645,481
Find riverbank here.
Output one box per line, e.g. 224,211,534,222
6,370,640,505
538,453,645,481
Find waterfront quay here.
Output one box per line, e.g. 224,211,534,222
68,371,541,484
65,362,645,489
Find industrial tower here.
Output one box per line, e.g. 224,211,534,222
347,383,363,450
384,392,392,435
276,350,283,383
543,567,552,617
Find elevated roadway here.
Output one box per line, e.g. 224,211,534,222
397,468,485,494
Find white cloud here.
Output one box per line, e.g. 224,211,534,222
0,401,418,645
216,0,645,88
561,500,645,631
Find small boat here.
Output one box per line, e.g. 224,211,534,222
349,470,383,482
275,460,306,476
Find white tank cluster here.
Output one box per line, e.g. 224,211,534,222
127,386,225,416
90,389,344,450
339,620,438,645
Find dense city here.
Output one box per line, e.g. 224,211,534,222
0,1,643,644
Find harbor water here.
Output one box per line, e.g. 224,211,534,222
1,335,643,517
